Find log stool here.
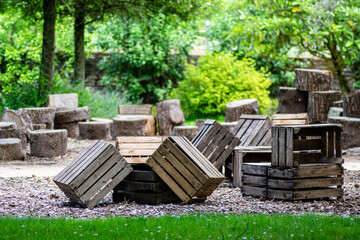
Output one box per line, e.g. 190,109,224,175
172,126,198,141
23,107,56,129
112,115,156,137
0,122,15,130
30,129,67,157
0,138,26,160
225,99,258,122
78,122,111,140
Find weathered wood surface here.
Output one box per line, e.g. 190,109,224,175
308,91,342,123
172,126,198,141
0,108,33,137
241,163,270,197
272,113,309,126
53,141,133,208
195,119,206,131
113,190,180,205
328,107,343,118
267,188,343,201
23,107,56,129
78,122,111,140
328,117,360,149
90,118,114,137
54,106,90,124
343,89,360,118
225,99,258,122
156,99,185,136
54,122,79,138
29,129,68,157
147,136,224,203
118,104,152,115
0,138,26,160
116,136,166,164
277,87,308,113
47,93,78,109
112,115,156,137
295,68,333,91
32,124,47,130
241,185,267,198
0,122,15,130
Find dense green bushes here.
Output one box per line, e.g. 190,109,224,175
169,53,271,117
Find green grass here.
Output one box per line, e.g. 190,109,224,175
0,214,359,239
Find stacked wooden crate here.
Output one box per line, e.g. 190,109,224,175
147,136,224,203
53,141,133,208
241,162,271,198
269,124,343,200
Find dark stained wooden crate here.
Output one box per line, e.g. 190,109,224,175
147,136,224,203
53,141,133,208
267,164,343,201
191,120,240,169
241,162,271,198
113,164,180,205
271,124,343,168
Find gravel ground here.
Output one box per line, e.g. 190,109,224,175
0,139,359,218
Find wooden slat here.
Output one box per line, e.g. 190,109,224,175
213,137,240,169
231,119,246,135
241,185,267,197
285,128,293,167
242,175,267,187
202,127,228,158
191,125,210,146
268,164,343,179
116,136,165,143
124,169,161,182
234,119,252,139
268,177,343,189
119,143,162,149
272,113,308,120
240,115,268,120
242,163,271,175
248,119,272,146
268,188,343,201
124,157,148,164
119,149,157,156
208,133,234,164
116,180,169,192
271,127,279,167
278,127,286,168
273,119,307,125
113,190,180,205
258,129,272,146
196,122,222,151
239,120,259,146
293,139,323,151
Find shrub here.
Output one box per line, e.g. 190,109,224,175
169,53,272,117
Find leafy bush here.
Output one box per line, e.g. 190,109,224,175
169,53,272,117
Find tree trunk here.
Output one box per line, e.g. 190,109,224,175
156,100,185,136
343,89,360,118
74,1,86,82
39,0,56,97
308,91,342,123
294,69,333,91
277,87,308,113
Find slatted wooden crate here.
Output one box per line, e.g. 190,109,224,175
272,113,309,126
113,164,180,205
147,136,224,203
191,120,240,169
53,141,133,208
116,136,167,164
267,164,344,201
241,162,271,198
271,124,343,168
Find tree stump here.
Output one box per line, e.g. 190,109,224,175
79,122,111,140
294,68,333,91
0,122,15,130
113,115,156,137
29,129,67,157
156,99,185,136
195,119,206,131
0,138,26,160
277,87,308,113
0,108,33,136
328,117,360,149
90,117,114,138
54,122,79,138
225,99,258,122
55,106,89,124
0,129,27,149
172,126,199,141
32,124,47,130
343,89,360,118
23,107,56,129
118,104,152,115
308,91,342,123
47,93,78,109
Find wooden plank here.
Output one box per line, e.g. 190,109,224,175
152,150,197,196
285,128,294,168
268,164,343,179
191,125,210,146
240,115,268,120
231,119,246,136
239,120,259,146
258,129,272,146
124,157,148,164
234,146,271,153
116,180,169,192
213,137,240,169
147,157,190,202
124,169,161,182
119,149,157,156
272,113,308,120
293,139,323,151
293,152,322,165
292,188,343,200
242,163,270,175
233,151,242,187
267,189,293,200
292,124,342,137
248,119,272,146
294,177,343,189
162,139,208,184
85,164,133,208
116,136,165,143
202,127,228,158
242,175,267,187
234,119,252,139
158,145,202,190
119,143,162,149
273,119,307,125
196,122,222,151
241,185,267,197
278,127,286,168
208,133,234,164
113,190,180,205
271,127,279,167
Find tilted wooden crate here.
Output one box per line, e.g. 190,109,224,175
271,124,343,168
192,120,240,169
241,162,271,198
113,164,180,205
267,163,343,201
147,136,224,203
53,141,132,208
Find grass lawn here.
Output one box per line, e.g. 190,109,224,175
0,213,359,239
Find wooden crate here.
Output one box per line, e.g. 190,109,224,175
147,136,224,203
113,164,180,205
272,113,309,126
53,141,133,208
271,124,343,168
267,164,344,201
241,162,271,198
191,120,240,169
116,136,167,164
